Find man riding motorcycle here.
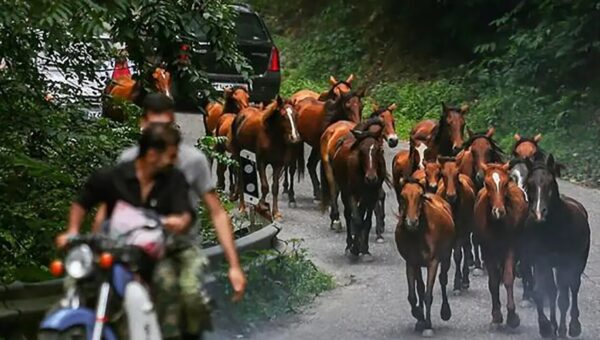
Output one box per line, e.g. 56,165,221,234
93,93,247,339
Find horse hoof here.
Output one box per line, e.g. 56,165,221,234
539,319,556,338
331,220,342,232
472,268,484,276
361,253,374,263
313,198,322,204
440,303,451,321
568,319,581,338
519,299,533,308
414,320,426,332
421,329,434,337
288,201,297,208
506,311,520,329
274,212,283,221
376,236,384,243
452,289,461,297
461,281,470,290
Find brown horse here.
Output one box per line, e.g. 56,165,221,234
296,90,364,201
474,163,528,329
412,160,441,193
524,153,590,338
321,118,386,260
204,86,250,136
435,156,476,293
320,104,397,230
410,103,469,160
103,67,172,121
391,137,432,205
290,74,354,103
394,179,455,336
231,96,302,219
214,113,241,198
512,133,542,159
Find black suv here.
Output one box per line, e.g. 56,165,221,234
182,4,280,108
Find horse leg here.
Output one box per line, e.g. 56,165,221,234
271,164,283,220
487,260,503,327
282,166,289,195
323,155,341,231
568,267,582,338
472,234,484,275
341,193,354,255
349,197,362,256
422,259,440,336
547,272,558,334
503,250,520,329
556,267,570,338
228,164,238,201
361,208,373,259
461,238,471,290
307,148,321,202
520,260,535,307
452,238,463,293
439,254,452,321
374,189,385,242
407,264,425,331
287,163,297,208
464,231,474,267
534,262,555,338
216,161,226,191
257,160,270,212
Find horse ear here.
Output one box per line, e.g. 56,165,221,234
534,133,543,143
329,76,338,86
346,74,355,84
388,103,397,111
546,153,556,171
501,162,511,172
460,104,469,114
466,126,474,138
351,129,365,139
485,127,496,138
356,87,367,98
514,133,522,141
442,102,450,113
262,100,279,122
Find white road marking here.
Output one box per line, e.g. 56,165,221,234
286,107,299,140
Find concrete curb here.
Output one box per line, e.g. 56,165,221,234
0,223,281,335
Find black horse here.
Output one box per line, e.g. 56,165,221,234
525,152,590,338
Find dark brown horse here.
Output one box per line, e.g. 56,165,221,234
410,103,469,160
290,74,354,103
524,153,590,338
436,156,476,293
231,96,302,219
296,90,364,202
204,86,250,136
474,163,528,329
394,179,455,337
321,118,386,260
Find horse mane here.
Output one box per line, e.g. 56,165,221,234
223,86,248,114
369,108,388,118
462,132,505,162
434,105,460,145
509,157,531,169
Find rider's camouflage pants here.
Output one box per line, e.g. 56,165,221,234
153,245,212,338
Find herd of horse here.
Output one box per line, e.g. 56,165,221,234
104,69,590,339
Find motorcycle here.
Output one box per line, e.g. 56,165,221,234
39,202,165,340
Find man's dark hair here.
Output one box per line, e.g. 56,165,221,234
138,123,181,157
142,92,175,115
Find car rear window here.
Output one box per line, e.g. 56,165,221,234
235,13,268,42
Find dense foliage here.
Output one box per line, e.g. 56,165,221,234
250,0,600,185
0,0,247,283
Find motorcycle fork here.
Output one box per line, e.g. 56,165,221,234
91,281,111,340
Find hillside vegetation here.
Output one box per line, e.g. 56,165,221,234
250,0,600,185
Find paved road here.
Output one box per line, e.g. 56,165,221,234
177,113,600,340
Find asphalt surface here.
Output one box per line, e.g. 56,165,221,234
177,113,600,340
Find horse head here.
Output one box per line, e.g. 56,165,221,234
438,156,461,204
464,127,504,184
319,74,355,100
152,67,172,98
371,103,399,147
512,133,542,159
422,159,441,193
263,96,302,145
440,103,468,154
398,178,427,231
480,162,512,220
223,86,250,114
526,153,560,223
509,158,532,202
351,117,385,186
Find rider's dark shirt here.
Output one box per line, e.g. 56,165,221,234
76,161,193,218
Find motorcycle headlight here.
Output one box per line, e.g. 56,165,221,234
65,244,94,279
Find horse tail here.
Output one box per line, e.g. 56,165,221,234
230,113,246,149
296,143,305,181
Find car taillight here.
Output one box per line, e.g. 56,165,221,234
268,46,280,72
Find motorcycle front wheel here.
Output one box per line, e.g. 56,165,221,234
38,326,86,340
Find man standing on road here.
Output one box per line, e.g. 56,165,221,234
98,93,246,339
